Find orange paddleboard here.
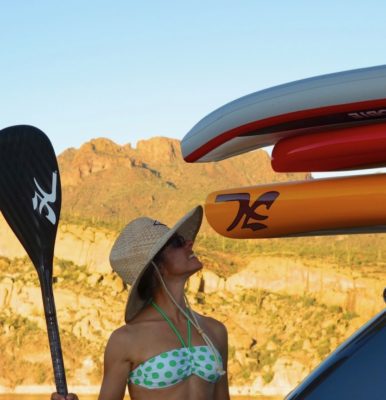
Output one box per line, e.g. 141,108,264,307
205,174,386,238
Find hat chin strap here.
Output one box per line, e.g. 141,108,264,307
151,261,225,376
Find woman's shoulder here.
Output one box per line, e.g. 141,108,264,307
110,316,150,340
193,311,228,356
109,307,162,343
193,311,228,338
105,320,150,360
107,324,134,346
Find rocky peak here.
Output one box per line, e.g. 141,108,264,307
136,137,181,163
79,138,124,155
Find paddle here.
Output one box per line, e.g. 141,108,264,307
0,125,67,395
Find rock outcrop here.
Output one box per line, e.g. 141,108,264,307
0,216,115,274
223,257,385,316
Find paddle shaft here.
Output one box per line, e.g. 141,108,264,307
39,267,68,396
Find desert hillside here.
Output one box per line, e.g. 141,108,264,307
0,137,384,396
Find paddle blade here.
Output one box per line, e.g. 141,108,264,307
0,125,61,273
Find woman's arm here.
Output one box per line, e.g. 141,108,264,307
98,329,132,400
213,321,231,400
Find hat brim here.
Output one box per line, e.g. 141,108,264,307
124,205,203,323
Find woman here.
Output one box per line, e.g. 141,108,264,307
52,206,230,400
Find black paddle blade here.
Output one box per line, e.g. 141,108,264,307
0,125,61,273
0,125,68,395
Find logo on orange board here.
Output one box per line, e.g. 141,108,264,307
215,191,280,232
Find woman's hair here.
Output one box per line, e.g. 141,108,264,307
137,233,186,300
137,250,165,300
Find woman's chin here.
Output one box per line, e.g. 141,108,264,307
193,260,203,272
188,259,203,274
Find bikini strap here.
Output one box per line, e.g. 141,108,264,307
187,309,192,348
151,301,191,347
151,262,225,376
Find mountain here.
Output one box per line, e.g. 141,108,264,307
58,137,310,228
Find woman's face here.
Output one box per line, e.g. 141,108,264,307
158,233,203,278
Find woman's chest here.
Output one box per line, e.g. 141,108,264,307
129,321,208,366
128,373,216,400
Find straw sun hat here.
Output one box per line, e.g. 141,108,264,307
110,206,203,323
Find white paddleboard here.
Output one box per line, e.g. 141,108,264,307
181,65,386,163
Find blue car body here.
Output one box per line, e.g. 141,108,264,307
285,307,386,400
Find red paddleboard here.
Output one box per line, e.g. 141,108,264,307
271,123,386,172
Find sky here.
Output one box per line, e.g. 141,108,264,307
1,1,386,178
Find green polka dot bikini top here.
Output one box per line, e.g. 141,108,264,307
128,301,223,389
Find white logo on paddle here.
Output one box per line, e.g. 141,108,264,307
32,171,58,225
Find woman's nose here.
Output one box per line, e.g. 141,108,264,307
185,239,193,248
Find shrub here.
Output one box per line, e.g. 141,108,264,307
263,370,274,384
343,311,359,320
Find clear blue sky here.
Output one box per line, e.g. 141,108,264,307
1,0,386,166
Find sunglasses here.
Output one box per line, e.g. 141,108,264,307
153,234,187,263
165,233,186,249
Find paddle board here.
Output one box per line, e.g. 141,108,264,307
271,122,386,172
205,174,386,238
182,65,386,163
